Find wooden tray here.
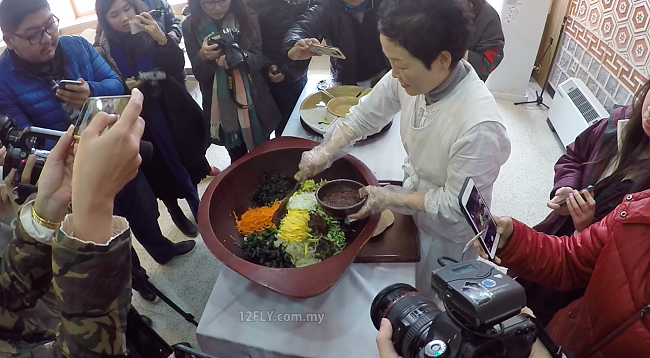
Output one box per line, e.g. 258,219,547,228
355,213,420,263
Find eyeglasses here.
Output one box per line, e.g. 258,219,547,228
12,15,60,45
201,0,230,10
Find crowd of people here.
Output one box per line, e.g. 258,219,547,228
0,0,646,357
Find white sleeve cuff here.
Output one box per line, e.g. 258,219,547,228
19,200,56,245
59,215,129,246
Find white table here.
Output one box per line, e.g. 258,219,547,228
196,74,417,358
281,75,407,183
197,264,415,358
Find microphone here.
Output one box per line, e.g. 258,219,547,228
139,140,153,162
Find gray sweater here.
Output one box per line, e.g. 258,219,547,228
466,1,505,82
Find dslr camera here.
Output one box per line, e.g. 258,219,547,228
148,7,165,20
0,115,65,203
207,28,247,70
371,260,537,358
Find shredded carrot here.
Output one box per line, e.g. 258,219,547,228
234,201,281,235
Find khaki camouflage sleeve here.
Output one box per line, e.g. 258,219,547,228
0,209,54,313
52,215,131,358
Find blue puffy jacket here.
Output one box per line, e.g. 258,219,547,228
0,36,124,132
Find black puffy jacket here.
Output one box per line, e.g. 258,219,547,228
283,0,389,85
246,0,312,83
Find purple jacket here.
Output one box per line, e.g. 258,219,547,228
534,105,633,235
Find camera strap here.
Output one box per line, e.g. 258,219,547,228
226,72,254,110
521,313,564,358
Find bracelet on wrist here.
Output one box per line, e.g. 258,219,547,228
31,205,60,230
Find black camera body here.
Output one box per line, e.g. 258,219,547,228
371,260,537,358
148,7,165,21
0,115,65,203
207,28,247,70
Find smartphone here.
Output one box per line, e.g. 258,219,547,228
557,185,595,207
309,44,346,59
74,95,131,138
59,80,82,90
459,177,500,261
130,19,144,34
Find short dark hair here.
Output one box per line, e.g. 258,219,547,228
378,0,473,69
0,0,51,33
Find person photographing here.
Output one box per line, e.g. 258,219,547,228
95,0,211,238
0,90,146,356
295,0,511,299
182,0,281,163
473,198,650,357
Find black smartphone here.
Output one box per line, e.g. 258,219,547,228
557,185,595,207
59,79,82,90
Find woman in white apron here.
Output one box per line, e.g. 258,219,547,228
295,0,511,299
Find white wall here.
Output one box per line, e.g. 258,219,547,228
486,0,552,101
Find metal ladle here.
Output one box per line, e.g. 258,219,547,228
320,88,335,99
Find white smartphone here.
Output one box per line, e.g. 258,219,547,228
459,177,500,261
309,44,346,59
130,20,144,34
74,95,131,138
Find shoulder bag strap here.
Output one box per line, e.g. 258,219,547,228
578,302,650,358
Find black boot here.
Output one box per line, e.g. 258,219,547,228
166,200,198,238
156,240,197,265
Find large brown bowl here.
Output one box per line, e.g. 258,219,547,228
198,137,380,298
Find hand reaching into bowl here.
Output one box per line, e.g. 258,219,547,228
295,123,361,182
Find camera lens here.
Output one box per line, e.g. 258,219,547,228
370,283,442,358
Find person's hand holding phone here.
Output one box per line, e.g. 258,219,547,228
473,215,513,265
199,32,222,62
56,78,90,110
268,65,285,83
547,187,573,216
33,125,76,225
134,12,167,46
72,89,145,244
288,38,322,61
125,77,146,91
567,189,596,232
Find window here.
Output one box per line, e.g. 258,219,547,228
69,0,95,18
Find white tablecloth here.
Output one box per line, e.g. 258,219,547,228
281,75,407,183
196,74,417,358
196,264,415,358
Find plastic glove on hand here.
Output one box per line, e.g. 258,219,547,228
348,185,423,221
295,123,361,182
295,147,332,183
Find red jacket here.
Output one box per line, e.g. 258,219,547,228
500,189,650,358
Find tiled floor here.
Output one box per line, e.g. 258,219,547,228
132,59,566,349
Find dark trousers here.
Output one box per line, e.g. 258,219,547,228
268,76,308,136
114,170,175,264
227,143,249,164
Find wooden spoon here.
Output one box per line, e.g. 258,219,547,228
272,181,301,226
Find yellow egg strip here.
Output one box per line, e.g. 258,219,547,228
277,209,311,243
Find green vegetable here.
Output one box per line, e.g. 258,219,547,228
236,229,294,268
295,179,327,195
315,207,346,252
